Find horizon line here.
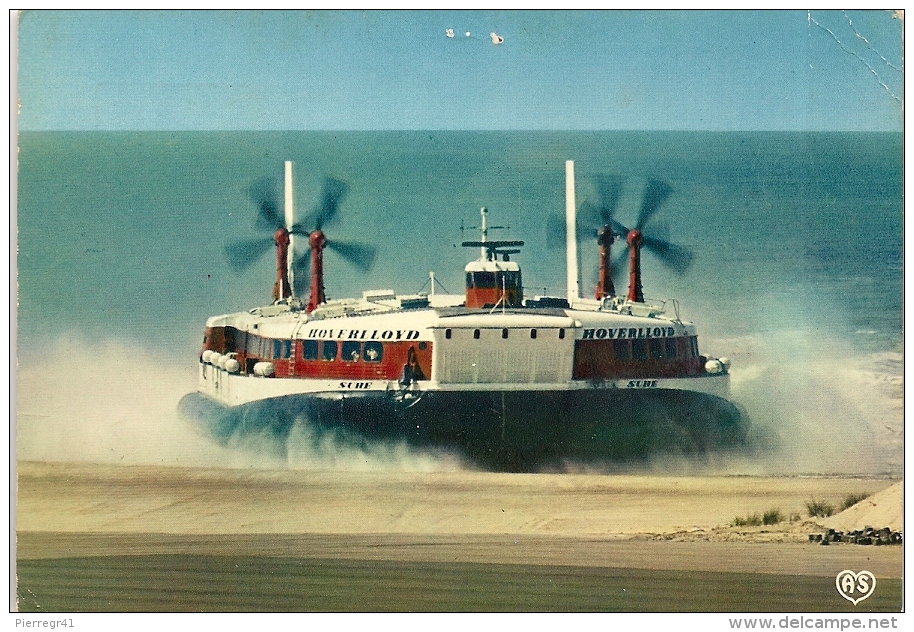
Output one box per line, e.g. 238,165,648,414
15,128,903,134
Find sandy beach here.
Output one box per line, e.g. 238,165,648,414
13,460,903,612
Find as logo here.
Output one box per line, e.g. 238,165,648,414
835,570,876,605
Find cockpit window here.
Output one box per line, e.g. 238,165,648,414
467,270,520,289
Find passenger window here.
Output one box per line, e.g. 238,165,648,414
649,338,664,359
613,339,631,360
445,329,452,339
363,341,383,362
281,340,292,359
341,340,362,362
303,340,318,360
665,338,678,359
530,329,537,339
342,341,361,362
632,339,648,361
502,329,508,339
321,341,338,361
473,329,480,339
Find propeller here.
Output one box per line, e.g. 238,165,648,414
585,177,693,285
547,174,627,248
321,239,377,271
225,173,377,301
292,237,377,298
219,177,286,272
546,174,693,297
616,178,693,278
223,176,287,274
290,177,376,298
582,174,628,238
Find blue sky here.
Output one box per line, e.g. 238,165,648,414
15,10,904,131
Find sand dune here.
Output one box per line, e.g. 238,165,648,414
820,481,903,532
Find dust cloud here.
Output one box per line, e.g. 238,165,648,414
718,332,902,477
14,336,466,472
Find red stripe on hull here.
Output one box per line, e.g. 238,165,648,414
203,328,432,382
572,337,704,380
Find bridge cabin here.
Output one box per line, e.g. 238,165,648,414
463,256,522,309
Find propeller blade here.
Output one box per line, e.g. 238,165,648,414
641,234,694,274
247,177,283,231
610,219,631,239
576,200,603,230
593,174,624,224
225,237,273,272
644,220,671,243
327,239,377,272
546,214,567,249
301,177,349,231
636,179,673,230
546,211,605,248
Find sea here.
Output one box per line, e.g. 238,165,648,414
14,131,904,476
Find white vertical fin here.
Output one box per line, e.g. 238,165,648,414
284,161,295,296
565,160,579,303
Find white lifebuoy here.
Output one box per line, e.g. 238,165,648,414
253,362,275,377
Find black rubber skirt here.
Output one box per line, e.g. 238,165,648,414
179,387,748,472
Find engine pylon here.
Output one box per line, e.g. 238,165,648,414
595,225,616,299
273,227,292,301
306,230,327,312
627,229,644,303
